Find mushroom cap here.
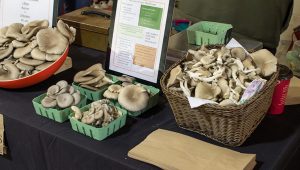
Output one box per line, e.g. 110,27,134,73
71,106,82,120
46,53,61,61
56,20,76,43
167,65,182,88
31,48,46,60
47,85,60,96
5,23,28,41
94,110,104,120
56,93,74,108
0,62,20,80
13,40,38,58
36,28,68,55
80,84,99,91
56,80,68,89
250,49,277,77
0,26,8,38
73,71,94,83
0,43,13,60
80,76,103,85
21,20,49,34
19,57,45,66
16,62,34,71
118,85,149,112
12,40,27,48
41,96,57,108
195,82,214,100
108,84,122,93
231,47,246,61
103,90,119,100
72,92,81,105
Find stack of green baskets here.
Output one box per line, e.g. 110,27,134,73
187,21,233,46
69,104,127,141
32,93,87,123
72,74,119,101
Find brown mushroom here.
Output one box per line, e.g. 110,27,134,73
0,43,13,60
56,20,76,43
56,93,74,108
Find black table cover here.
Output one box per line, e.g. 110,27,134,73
0,46,299,170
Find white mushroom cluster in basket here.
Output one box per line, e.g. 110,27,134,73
0,20,75,80
71,99,122,127
41,80,81,109
167,46,277,106
104,76,150,112
73,63,114,90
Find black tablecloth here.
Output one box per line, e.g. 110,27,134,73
0,46,300,170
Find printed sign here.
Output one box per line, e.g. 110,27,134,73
0,0,55,27
109,0,172,83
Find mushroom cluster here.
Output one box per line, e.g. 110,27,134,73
104,82,150,112
71,99,122,127
41,80,81,109
167,46,277,106
73,63,113,91
0,20,75,80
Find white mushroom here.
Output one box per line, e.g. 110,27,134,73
250,49,277,77
167,65,182,88
56,20,76,43
71,106,82,120
56,93,74,109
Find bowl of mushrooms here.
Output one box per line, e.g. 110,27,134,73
0,20,75,89
69,99,127,141
160,45,278,146
32,80,87,123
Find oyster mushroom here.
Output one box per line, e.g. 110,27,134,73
56,20,76,43
195,82,214,100
56,93,74,108
56,80,68,89
31,48,46,60
71,106,82,120
72,92,81,105
219,99,236,106
167,65,182,88
231,47,246,61
94,110,104,120
19,57,45,66
0,43,13,60
12,40,27,48
217,78,230,99
103,84,122,100
108,84,122,93
36,28,68,55
250,49,277,77
0,62,20,80
118,85,149,112
41,96,57,108
45,53,61,61
16,62,34,71
13,40,38,58
5,23,27,41
21,20,49,34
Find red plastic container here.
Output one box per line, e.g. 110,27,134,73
0,47,69,89
268,65,293,115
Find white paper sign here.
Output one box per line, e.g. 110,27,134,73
187,97,217,108
109,0,170,83
0,0,55,27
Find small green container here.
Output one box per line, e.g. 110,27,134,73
69,104,127,141
72,74,119,101
32,93,87,123
187,21,232,46
115,84,160,117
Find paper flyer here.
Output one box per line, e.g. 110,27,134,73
0,0,55,27
109,0,170,83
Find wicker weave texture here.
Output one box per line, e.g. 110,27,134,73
160,56,278,146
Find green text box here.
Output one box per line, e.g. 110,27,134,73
138,5,163,30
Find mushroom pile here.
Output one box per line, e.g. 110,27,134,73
41,80,81,109
0,20,75,80
71,99,122,127
73,63,114,91
104,83,150,112
167,46,277,106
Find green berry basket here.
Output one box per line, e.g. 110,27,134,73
72,74,119,101
114,84,160,117
187,21,233,46
32,93,87,123
69,104,127,141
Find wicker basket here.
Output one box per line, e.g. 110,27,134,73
160,54,278,146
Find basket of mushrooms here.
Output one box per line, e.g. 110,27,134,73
160,45,279,146
69,99,127,141
102,76,160,117
72,63,119,101
32,80,87,123
0,20,75,88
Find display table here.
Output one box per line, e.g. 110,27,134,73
0,46,299,170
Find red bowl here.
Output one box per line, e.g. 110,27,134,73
0,47,69,89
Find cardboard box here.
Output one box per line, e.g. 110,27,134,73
58,7,111,51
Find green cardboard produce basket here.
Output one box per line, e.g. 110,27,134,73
72,74,119,101
69,104,127,141
114,84,160,117
187,21,232,46
32,93,87,123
